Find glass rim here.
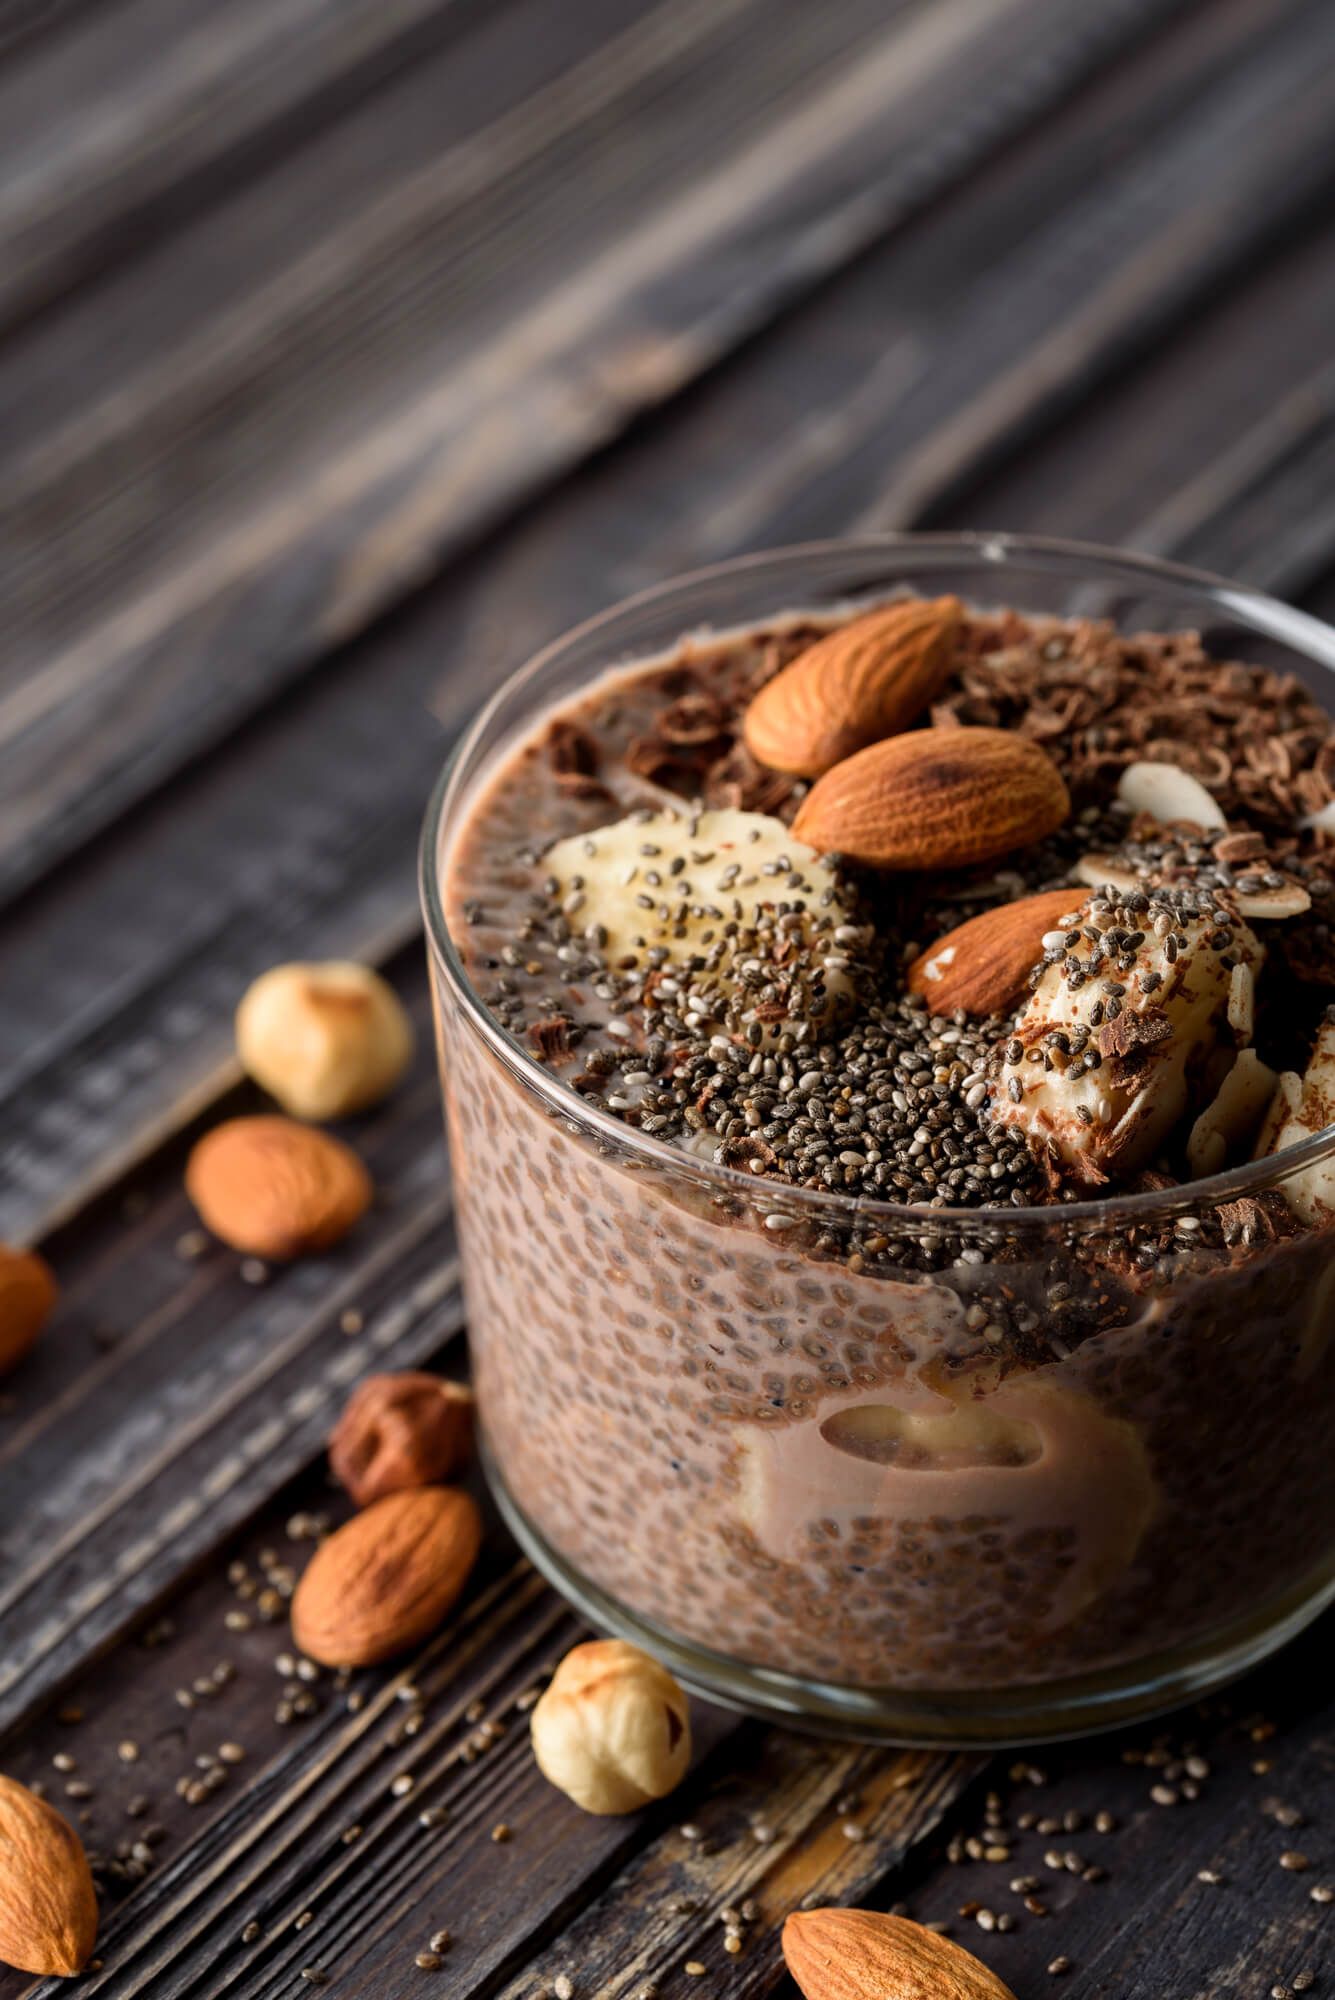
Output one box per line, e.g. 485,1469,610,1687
419,530,1335,1233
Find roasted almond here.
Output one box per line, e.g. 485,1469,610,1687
0,1245,58,1378
291,1485,482,1666
792,726,1069,871
783,1907,1016,2000
906,888,1083,1017
743,595,962,777
0,1774,99,1977
185,1115,371,1260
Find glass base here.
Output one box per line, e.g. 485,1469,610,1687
486,1448,1335,1746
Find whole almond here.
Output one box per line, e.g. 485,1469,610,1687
330,1373,475,1508
185,1115,371,1260
783,1908,1017,2000
793,726,1069,871
0,1775,98,1977
906,888,1083,1017
744,596,962,778
0,1246,58,1377
291,1485,482,1666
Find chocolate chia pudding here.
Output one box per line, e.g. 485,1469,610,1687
422,539,1335,1739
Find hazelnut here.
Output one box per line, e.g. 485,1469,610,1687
330,1373,475,1507
236,962,413,1120
530,1640,691,1815
0,1246,58,1377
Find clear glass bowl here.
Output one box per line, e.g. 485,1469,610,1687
420,534,1335,1743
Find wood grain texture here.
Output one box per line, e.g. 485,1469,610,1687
4,9,1335,1994
0,0,1196,902
0,971,464,1737
0,0,494,330
0,1466,979,2000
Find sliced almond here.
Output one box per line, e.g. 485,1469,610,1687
1187,1047,1278,1178
1255,1015,1335,1224
743,596,961,777
905,889,1083,1018
1116,759,1227,831
792,727,1069,872
1227,961,1255,1042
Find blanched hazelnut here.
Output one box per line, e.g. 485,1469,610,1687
236,962,413,1120
330,1373,474,1507
530,1639,691,1815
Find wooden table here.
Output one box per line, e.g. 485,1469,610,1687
2,0,1334,1992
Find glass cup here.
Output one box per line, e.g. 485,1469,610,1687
420,534,1335,1743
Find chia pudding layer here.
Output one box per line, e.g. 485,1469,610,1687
429,576,1335,1703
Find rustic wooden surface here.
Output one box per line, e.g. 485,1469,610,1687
2,1,1335,1994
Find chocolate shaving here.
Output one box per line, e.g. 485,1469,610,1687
1097,1004,1172,1062
704,743,803,818
553,770,617,804
656,692,730,745
528,1017,578,1065
546,719,599,776
940,613,1335,836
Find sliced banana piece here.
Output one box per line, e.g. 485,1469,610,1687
1255,1014,1335,1225
543,806,869,1042
990,887,1264,1185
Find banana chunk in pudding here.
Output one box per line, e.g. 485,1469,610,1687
543,806,870,1042
990,887,1264,1185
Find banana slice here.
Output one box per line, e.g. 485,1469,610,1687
1255,1013,1335,1225
543,806,869,1042
989,887,1264,1184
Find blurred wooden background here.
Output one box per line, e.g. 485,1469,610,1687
2,1,1335,1995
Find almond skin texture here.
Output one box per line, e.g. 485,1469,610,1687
0,1775,99,1976
185,1115,371,1260
0,1246,57,1377
743,595,962,778
291,1485,482,1666
783,1909,1017,2000
792,725,1069,871
906,888,1083,1017
330,1373,475,1507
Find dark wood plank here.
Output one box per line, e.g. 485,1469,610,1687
0,0,493,331
4,0,1333,1249
0,965,464,1737
926,215,1335,571
896,1629,1335,2000
0,1448,978,2000
0,0,1197,903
